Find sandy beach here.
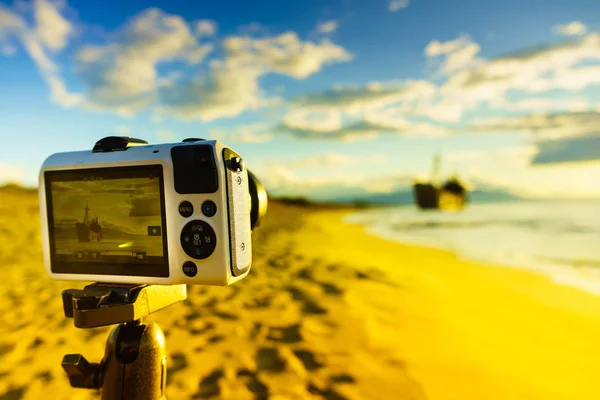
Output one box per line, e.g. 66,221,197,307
1,187,599,399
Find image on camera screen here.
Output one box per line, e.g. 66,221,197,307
48,167,166,266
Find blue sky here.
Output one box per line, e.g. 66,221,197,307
1,0,600,200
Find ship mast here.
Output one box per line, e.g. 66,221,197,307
83,201,90,226
432,153,441,186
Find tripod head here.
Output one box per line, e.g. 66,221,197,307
61,284,187,399
62,283,187,328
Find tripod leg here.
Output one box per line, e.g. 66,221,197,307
100,321,167,400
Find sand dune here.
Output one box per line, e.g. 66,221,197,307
0,188,599,399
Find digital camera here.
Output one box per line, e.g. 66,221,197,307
38,137,267,286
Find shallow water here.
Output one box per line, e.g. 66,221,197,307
346,200,600,295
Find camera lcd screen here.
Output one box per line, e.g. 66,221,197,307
45,165,169,277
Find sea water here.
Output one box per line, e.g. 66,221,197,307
345,201,600,295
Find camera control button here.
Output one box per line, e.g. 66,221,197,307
202,200,217,217
229,156,245,172
182,261,197,277
179,201,194,217
181,220,217,260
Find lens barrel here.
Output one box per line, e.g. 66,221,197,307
248,171,267,230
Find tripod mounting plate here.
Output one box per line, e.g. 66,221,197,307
62,283,187,328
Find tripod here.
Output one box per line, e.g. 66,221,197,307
61,283,187,399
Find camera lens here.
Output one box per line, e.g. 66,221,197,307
248,170,267,230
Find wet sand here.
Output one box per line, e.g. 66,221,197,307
0,188,599,399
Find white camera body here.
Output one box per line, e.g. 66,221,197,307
39,137,252,286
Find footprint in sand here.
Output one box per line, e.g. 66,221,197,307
292,349,324,371
189,321,215,335
266,324,302,343
331,373,355,384
0,386,26,400
255,347,286,373
167,352,188,386
286,285,328,315
237,369,269,400
193,368,223,399
307,383,350,400
35,370,53,383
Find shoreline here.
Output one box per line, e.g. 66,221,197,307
343,205,600,298
295,205,600,400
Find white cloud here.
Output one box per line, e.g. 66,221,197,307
156,129,177,142
34,0,72,51
275,31,600,142
279,115,447,141
553,21,587,37
222,32,352,79
550,64,600,91
317,20,338,34
240,155,361,192
195,19,217,37
409,32,600,123
533,133,600,165
443,144,600,199
280,80,443,139
0,2,82,108
0,11,25,65
0,163,25,184
282,108,342,132
264,168,412,197
288,153,353,169
292,80,437,113
46,73,82,107
75,8,213,115
252,155,403,197
208,122,273,143
471,111,600,139
398,98,467,123
445,145,539,165
157,32,351,121
362,109,448,137
496,97,590,113
1,6,351,123
157,64,269,121
425,35,482,75
0,5,27,35
467,161,600,199
278,121,382,141
442,33,600,98
0,6,27,60
114,125,130,135
389,0,409,12
20,30,56,71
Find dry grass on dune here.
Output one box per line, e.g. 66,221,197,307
0,187,420,400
